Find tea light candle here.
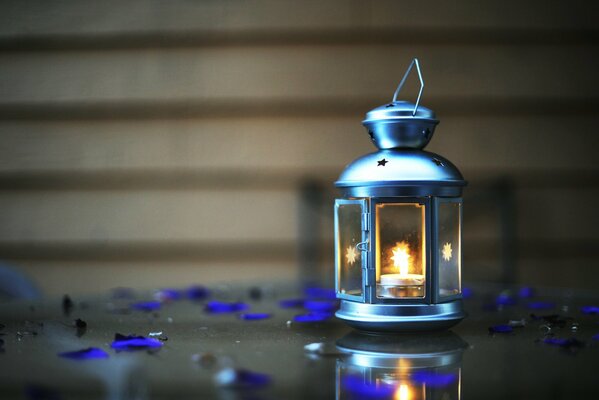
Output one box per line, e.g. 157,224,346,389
380,273,424,287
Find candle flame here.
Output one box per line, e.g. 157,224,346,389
390,241,411,275
395,384,411,400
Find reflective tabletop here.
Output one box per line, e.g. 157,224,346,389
0,282,598,399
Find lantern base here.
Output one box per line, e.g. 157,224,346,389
335,299,466,333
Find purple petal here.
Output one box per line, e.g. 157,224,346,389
214,368,271,389
527,301,555,310
495,293,516,306
411,371,458,387
461,287,473,299
131,301,161,312
58,347,109,360
581,306,599,315
304,286,336,300
278,298,305,308
205,301,249,314
543,337,584,349
304,300,338,313
238,313,271,321
154,289,183,302
186,285,209,301
342,375,395,398
488,324,513,334
293,312,333,323
518,286,536,299
111,334,163,350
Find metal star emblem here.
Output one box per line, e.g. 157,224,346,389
377,158,388,166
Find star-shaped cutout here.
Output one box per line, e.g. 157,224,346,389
377,158,388,166
345,245,358,265
442,242,453,261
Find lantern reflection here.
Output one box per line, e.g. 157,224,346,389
336,331,467,400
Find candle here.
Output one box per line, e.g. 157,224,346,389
380,273,424,287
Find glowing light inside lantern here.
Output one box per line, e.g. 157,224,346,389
345,245,358,265
442,242,453,261
390,241,411,274
395,383,411,400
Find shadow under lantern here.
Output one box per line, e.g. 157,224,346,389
334,59,467,332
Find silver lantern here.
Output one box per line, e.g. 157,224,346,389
334,59,466,332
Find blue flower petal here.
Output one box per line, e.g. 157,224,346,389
111,334,163,351
488,324,513,334
581,306,599,315
495,293,516,306
293,312,333,323
518,286,536,299
58,347,109,360
527,301,555,310
214,368,271,389
186,285,209,300
461,287,473,299
411,371,458,387
304,287,336,300
278,298,305,308
205,301,249,314
154,289,183,302
239,313,271,321
592,334,599,341
543,337,584,349
131,301,161,312
304,300,338,313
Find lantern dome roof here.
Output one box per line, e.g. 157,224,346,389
335,149,465,188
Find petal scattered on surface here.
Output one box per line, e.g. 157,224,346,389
581,306,599,315
527,302,555,310
214,368,271,389
238,313,271,321
304,287,336,300
304,300,338,313
518,287,536,299
205,301,249,314
488,325,513,334
187,285,209,301
542,337,584,349
111,333,163,350
58,347,109,360
293,312,333,323
278,299,305,308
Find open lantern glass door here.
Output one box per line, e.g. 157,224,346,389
334,59,466,332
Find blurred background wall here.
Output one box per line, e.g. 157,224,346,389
0,0,597,296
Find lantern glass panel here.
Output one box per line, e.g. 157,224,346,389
375,203,426,299
335,201,364,298
438,201,462,298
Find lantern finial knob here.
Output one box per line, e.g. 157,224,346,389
363,58,438,150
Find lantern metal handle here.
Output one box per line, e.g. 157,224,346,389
356,241,369,252
392,58,424,116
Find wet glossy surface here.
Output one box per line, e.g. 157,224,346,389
0,283,598,399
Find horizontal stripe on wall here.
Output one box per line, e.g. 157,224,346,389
0,46,596,104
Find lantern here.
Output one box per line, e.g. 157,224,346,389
334,59,466,331
336,331,467,400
